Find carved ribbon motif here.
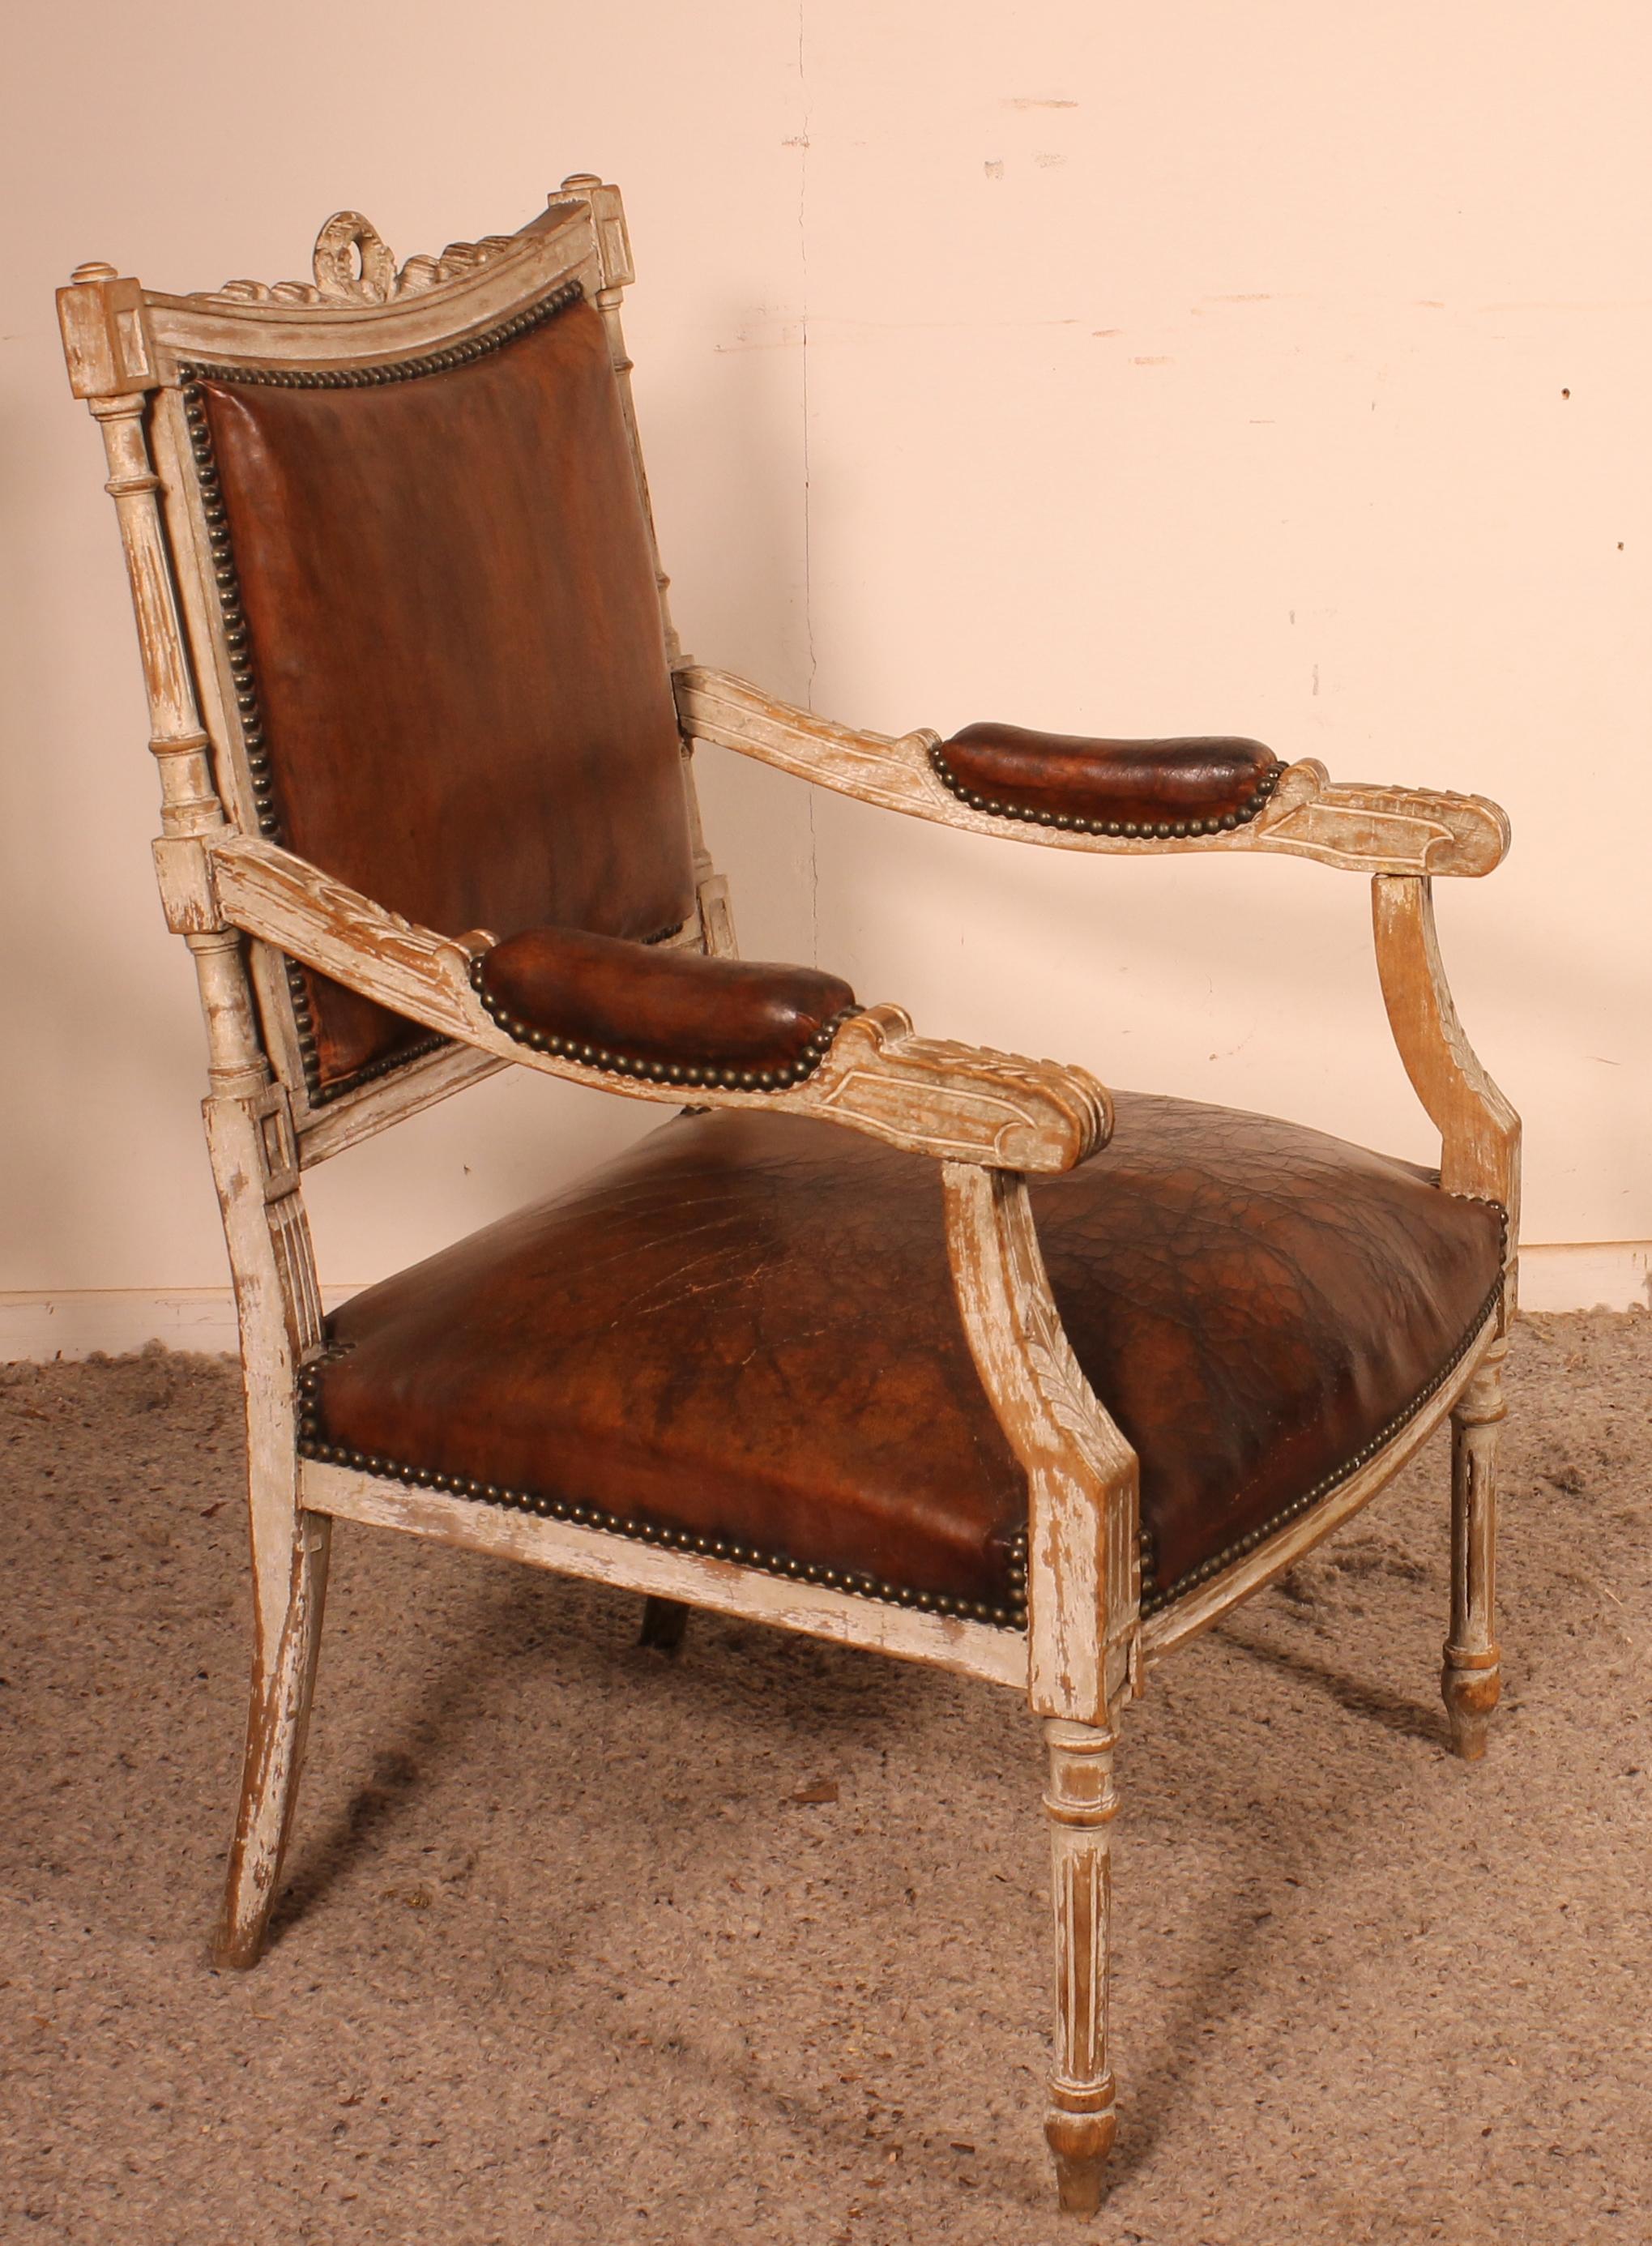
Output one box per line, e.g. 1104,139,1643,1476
204,211,519,308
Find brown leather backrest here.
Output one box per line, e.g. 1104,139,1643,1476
193,291,697,1100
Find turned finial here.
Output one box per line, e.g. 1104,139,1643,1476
70,260,119,284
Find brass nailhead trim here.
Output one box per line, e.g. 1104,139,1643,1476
314,921,689,1108
301,1015,450,1104
295,1035,1498,1633
928,745,1284,840
1139,1205,1509,1617
178,282,583,1108
469,950,861,1092
297,1347,1027,1631
297,1240,1504,1631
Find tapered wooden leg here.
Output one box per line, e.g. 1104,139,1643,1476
1043,1717,1120,2216
1443,1336,1505,1761
192,957,332,1969
213,1511,331,1969
638,1595,689,1654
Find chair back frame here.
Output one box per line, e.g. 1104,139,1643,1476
59,178,728,1165
57,183,764,1848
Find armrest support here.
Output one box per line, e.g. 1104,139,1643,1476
943,1161,1140,1724
675,666,1509,877
206,831,1112,1172
1372,873,1520,1255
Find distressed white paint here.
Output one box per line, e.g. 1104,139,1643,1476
678,668,1509,876
942,1161,1138,1724
208,832,1111,1174
305,1462,1028,1690
1443,1333,1506,1761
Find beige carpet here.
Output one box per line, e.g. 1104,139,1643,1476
2,1309,1648,2246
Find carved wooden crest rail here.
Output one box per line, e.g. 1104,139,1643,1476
202,210,522,307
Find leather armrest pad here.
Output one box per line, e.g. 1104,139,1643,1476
933,722,1283,838
474,925,858,1088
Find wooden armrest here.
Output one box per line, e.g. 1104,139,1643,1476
674,666,1510,877
203,832,1112,1172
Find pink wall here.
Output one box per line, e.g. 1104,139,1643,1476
3,0,1644,1330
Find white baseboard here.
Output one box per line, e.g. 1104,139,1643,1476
1516,1241,1650,1314
0,1287,360,1363
2,1245,1647,1363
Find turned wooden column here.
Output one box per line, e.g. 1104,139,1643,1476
1443,1334,1505,1760
1043,1716,1120,2214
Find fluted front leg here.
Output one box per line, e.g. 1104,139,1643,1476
215,1511,330,1967
1043,1717,1120,2214
1443,1336,1505,1760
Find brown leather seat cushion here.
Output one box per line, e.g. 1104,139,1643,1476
308,1097,1504,1626
934,723,1281,838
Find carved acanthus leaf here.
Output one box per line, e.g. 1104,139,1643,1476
201,211,521,310
809,1004,1112,1174
1022,1303,1121,1490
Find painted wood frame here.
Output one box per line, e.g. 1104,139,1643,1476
672,667,1513,878
59,186,1518,2218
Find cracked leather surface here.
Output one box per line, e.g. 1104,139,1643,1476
200,297,695,1095
940,722,1277,830
477,928,856,1071
315,1096,1504,1612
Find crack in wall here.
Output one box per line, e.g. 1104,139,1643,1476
798,0,819,963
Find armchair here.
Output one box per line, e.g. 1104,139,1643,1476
58,180,1517,2216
